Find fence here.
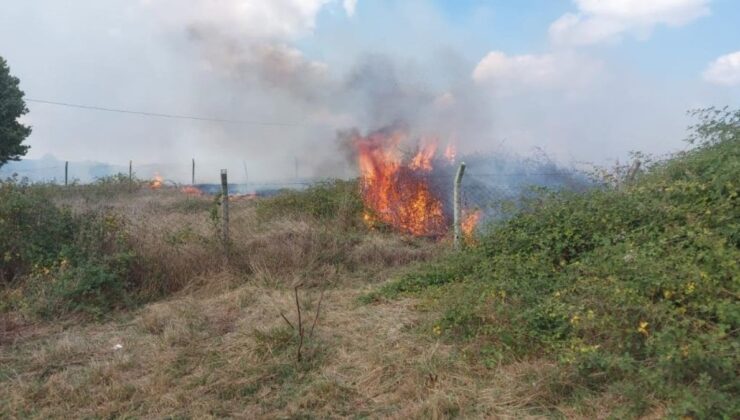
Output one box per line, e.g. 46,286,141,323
2,157,591,252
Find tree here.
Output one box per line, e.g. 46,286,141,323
0,56,31,167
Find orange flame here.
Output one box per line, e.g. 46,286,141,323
355,129,448,236
462,209,482,238
409,139,437,171
150,173,163,189
180,185,203,196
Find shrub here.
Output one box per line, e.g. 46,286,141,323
373,108,740,417
0,178,140,318
0,178,75,283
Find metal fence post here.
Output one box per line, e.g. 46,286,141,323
453,162,466,249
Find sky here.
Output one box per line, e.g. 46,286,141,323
1,0,738,182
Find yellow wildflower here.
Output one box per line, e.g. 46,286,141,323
638,321,649,336
685,282,696,294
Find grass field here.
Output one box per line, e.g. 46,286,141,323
1,108,738,418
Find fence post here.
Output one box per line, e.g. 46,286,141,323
625,159,641,184
220,169,229,246
128,160,133,192
64,161,68,186
453,162,466,250
192,158,195,185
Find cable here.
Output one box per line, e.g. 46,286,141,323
0,165,61,172
25,98,312,127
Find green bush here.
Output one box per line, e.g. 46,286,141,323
255,180,364,229
0,178,75,283
1,178,140,318
373,108,740,417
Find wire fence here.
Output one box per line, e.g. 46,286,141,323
2,157,589,220
455,161,589,225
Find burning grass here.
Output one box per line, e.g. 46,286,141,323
352,127,456,237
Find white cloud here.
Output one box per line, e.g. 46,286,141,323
343,0,358,17
550,0,710,45
472,50,603,94
703,51,740,86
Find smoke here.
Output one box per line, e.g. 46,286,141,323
175,14,497,181
186,25,334,104
2,0,726,184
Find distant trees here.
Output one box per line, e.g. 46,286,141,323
0,56,31,167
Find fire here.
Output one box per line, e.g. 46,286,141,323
354,129,448,236
409,139,437,171
150,173,163,189
462,209,482,237
180,185,203,196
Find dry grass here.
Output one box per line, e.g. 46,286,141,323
0,187,613,418
1,283,574,418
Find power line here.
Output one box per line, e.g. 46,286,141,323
26,98,311,127
0,165,62,172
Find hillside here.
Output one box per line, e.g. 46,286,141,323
370,107,740,418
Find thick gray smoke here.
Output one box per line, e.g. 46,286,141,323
180,24,500,181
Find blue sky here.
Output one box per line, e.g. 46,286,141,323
0,0,738,181
307,0,739,80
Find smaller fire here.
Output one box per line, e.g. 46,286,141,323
149,173,164,189
180,185,203,196
462,209,482,238
409,141,437,171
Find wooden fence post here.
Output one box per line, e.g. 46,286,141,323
128,160,133,192
453,162,466,250
192,158,195,185
221,169,229,246
626,159,641,184
64,161,68,186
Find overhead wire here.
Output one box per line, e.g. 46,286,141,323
25,98,312,127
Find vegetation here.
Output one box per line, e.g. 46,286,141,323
0,56,31,166
1,171,444,418
0,108,737,418
255,179,364,229
0,178,141,317
370,107,740,418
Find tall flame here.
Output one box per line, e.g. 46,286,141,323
355,129,448,236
